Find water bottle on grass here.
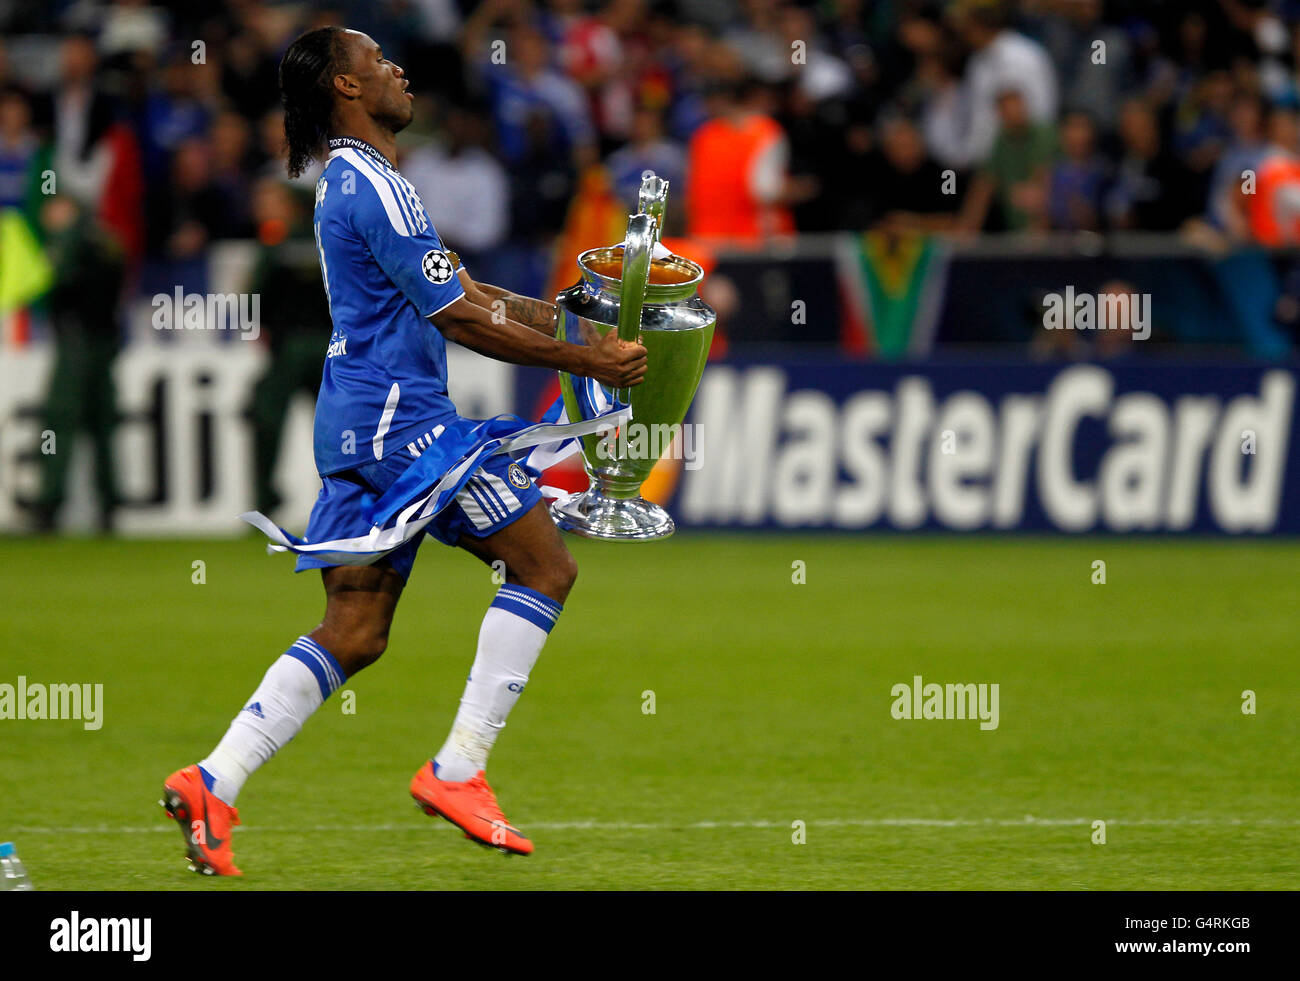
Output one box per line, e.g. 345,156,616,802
0,842,34,890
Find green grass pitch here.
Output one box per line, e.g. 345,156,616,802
1,533,1296,890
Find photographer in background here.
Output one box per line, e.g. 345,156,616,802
31,194,126,533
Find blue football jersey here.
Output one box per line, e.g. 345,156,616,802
310,137,466,476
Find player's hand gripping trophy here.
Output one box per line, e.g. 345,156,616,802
550,176,716,540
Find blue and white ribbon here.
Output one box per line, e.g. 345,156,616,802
516,375,618,481
240,394,628,566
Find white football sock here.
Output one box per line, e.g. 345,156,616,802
199,636,345,805
434,585,562,782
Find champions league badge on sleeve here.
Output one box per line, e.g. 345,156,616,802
422,249,455,284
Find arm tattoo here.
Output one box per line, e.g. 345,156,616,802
474,282,559,336
502,294,559,335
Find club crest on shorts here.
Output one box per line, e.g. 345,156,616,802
507,462,531,489
421,249,454,284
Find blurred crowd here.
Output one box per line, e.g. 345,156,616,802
8,0,1300,274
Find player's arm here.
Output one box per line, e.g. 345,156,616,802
450,266,635,378
342,189,643,384
457,274,560,337
429,297,646,390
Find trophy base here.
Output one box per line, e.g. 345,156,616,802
550,486,675,541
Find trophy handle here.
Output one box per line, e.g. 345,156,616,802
617,212,655,405
637,176,669,245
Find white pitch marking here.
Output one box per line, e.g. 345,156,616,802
13,816,1300,834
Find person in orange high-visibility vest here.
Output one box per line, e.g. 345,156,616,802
685,78,796,244
1247,152,1300,245
1245,103,1300,245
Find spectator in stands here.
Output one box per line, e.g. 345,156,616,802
392,0,469,112
947,0,1058,168
820,103,876,230
912,28,972,174
145,136,230,261
622,3,685,133
1242,102,1300,246
660,22,714,143
780,78,851,232
719,0,855,108
97,0,169,64
1162,11,1226,113
1196,102,1295,360
721,0,793,86
468,15,597,241
604,103,686,214
822,0,875,93
776,3,854,103
870,112,962,233
537,0,586,49
824,0,871,60
402,103,511,264
1106,98,1198,231
1275,22,1300,108
209,109,255,239
558,0,640,151
0,86,37,210
1029,278,1153,360
1204,92,1267,238
1173,69,1236,204
1126,18,1181,114
1092,279,1150,358
685,76,804,243
1219,0,1291,102
50,32,144,262
137,51,213,184
220,17,284,122
1047,110,1108,232
960,87,1055,233
463,15,597,173
1040,0,1134,135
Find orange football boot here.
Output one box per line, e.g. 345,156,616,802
410,761,533,855
160,764,243,876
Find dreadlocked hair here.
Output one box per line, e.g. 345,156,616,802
279,26,349,179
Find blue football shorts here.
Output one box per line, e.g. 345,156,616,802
294,436,543,580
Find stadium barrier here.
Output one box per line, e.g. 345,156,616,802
709,232,1297,356
3,343,1293,536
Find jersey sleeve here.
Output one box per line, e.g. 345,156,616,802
349,170,466,318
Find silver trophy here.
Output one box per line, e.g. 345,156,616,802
550,177,716,540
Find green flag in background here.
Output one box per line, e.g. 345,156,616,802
0,207,53,316
839,230,950,360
